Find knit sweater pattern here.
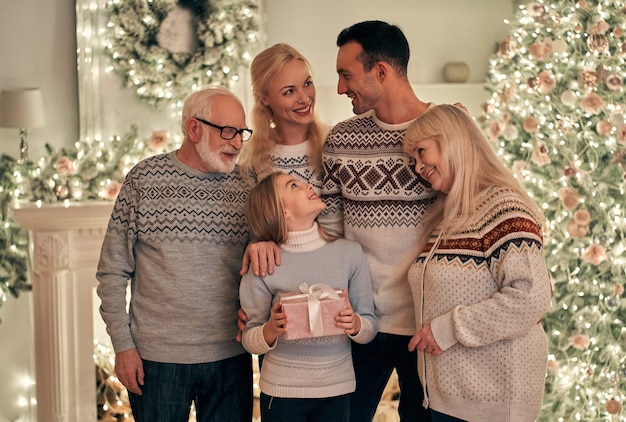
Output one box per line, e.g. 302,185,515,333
252,141,324,193
239,224,377,399
321,110,437,335
408,187,552,422
96,151,250,364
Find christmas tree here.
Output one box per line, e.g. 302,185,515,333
479,0,625,420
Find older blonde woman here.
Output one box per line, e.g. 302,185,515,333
404,104,552,422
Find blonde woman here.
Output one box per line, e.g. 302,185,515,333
238,43,330,191
403,104,552,422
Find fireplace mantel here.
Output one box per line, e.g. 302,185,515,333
12,201,114,422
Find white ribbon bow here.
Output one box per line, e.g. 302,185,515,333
298,283,341,336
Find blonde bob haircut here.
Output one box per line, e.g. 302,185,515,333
238,43,326,180
403,104,544,239
245,171,335,244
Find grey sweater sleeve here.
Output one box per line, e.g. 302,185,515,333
96,174,138,353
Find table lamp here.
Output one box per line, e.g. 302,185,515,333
0,88,45,163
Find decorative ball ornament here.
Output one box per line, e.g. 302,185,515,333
552,38,568,53
104,0,260,109
561,90,577,107
54,183,70,200
503,124,519,141
604,295,620,310
588,34,609,52
442,62,470,83
605,398,621,415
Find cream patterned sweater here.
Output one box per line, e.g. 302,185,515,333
408,187,552,422
321,110,436,335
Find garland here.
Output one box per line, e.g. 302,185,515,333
1,0,259,315
0,155,31,315
0,126,178,315
104,0,260,109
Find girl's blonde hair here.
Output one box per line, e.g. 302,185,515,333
404,104,544,239
245,172,334,244
238,43,326,181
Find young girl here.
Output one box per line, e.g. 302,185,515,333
239,171,377,422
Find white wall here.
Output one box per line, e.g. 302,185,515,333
0,0,77,419
0,1,514,420
261,0,513,123
85,0,514,147
0,0,79,160
0,294,35,422
263,0,512,86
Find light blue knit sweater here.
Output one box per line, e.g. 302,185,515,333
239,224,377,398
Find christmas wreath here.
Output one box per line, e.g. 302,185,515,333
104,0,260,109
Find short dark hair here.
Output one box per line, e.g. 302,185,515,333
336,20,409,77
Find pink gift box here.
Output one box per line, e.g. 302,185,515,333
279,288,346,340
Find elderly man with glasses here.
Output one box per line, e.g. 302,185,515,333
96,86,254,422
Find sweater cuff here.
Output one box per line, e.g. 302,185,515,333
431,312,458,351
261,323,278,351
242,323,276,355
348,314,366,343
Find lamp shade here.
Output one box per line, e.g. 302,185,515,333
0,88,45,128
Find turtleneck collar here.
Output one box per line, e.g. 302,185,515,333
282,222,327,253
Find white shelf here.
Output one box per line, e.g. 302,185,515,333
411,83,488,118
315,83,488,125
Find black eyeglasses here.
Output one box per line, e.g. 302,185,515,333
194,117,253,142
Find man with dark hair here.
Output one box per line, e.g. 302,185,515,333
321,20,435,421
336,20,410,77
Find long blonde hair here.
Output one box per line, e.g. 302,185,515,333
404,104,544,239
238,43,326,181
245,172,335,244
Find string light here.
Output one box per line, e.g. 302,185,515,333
479,1,626,420
103,0,260,110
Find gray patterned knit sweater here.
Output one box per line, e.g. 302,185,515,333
96,151,249,364
409,187,552,421
239,224,377,398
321,109,437,335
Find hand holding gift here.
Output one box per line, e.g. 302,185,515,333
335,288,361,336
279,283,348,340
262,301,287,347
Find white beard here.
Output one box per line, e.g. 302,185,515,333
195,140,236,173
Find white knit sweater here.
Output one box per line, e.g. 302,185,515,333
321,110,437,335
409,187,552,422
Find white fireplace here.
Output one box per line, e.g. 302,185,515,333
13,201,114,422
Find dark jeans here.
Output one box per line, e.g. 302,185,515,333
350,332,431,421
431,410,466,421
260,392,350,422
128,353,252,422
